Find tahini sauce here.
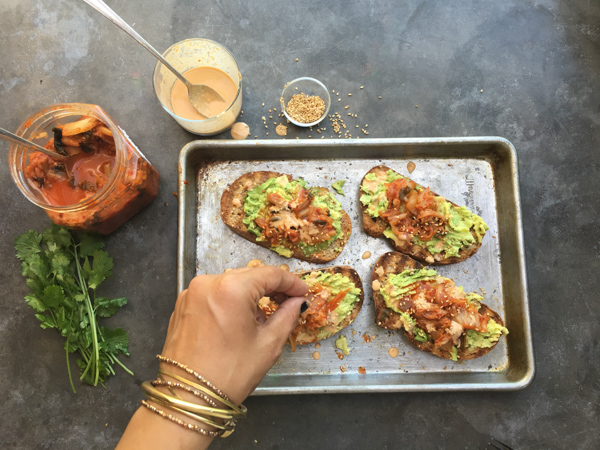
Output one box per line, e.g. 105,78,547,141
171,67,237,120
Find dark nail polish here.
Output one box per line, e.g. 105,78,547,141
300,301,308,313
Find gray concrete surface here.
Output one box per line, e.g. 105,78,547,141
1,0,598,448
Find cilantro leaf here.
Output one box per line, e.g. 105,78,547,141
99,327,130,355
24,294,47,313
51,251,72,278
14,230,42,261
43,285,66,309
22,253,52,283
85,250,113,290
26,277,46,299
78,233,105,258
42,225,73,250
94,297,128,318
14,225,133,392
35,313,56,329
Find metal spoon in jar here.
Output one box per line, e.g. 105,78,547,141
83,0,226,119
0,127,67,160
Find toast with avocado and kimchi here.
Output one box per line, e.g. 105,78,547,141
221,171,351,263
259,266,363,351
360,165,489,265
371,252,508,361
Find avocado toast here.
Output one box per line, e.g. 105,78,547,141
259,266,364,350
372,252,508,361
221,171,352,263
359,165,488,265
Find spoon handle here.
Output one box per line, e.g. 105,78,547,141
83,0,190,87
0,127,66,160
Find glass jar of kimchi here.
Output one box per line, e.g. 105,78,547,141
9,103,160,234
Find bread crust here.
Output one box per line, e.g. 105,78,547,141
360,165,483,265
293,266,364,345
372,251,505,360
221,171,351,263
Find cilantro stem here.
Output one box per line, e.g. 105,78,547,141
108,353,134,376
73,244,100,386
65,339,76,393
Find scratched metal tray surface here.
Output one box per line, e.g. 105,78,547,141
177,137,534,394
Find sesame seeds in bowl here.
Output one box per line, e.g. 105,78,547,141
280,77,331,127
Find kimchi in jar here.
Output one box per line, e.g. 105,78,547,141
9,103,160,234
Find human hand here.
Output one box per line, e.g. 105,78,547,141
160,266,308,405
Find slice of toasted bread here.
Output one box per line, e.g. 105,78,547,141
360,165,485,265
372,251,506,360
371,251,423,331
221,171,351,263
293,266,364,346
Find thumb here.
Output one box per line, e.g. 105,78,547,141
263,296,305,345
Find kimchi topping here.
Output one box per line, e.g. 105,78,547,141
380,178,447,243
25,116,117,206
258,271,361,351
381,269,491,351
243,175,344,256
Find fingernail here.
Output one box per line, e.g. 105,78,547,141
300,301,308,313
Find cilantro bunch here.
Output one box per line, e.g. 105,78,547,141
14,225,133,392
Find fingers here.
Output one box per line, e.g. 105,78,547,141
262,296,305,345
223,266,308,302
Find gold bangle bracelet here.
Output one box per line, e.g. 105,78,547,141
140,400,222,438
145,394,235,433
159,368,247,418
141,381,237,420
157,373,184,401
156,355,247,417
152,379,219,408
157,355,228,399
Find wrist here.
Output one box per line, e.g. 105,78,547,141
117,405,214,450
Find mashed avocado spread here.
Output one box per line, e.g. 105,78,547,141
302,271,361,324
465,319,508,349
332,180,346,196
360,170,489,257
380,268,437,341
242,175,343,257
335,335,351,355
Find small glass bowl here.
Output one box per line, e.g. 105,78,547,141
280,77,331,127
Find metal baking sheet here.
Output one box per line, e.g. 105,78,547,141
177,137,534,394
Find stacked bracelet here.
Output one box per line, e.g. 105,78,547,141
140,354,247,438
